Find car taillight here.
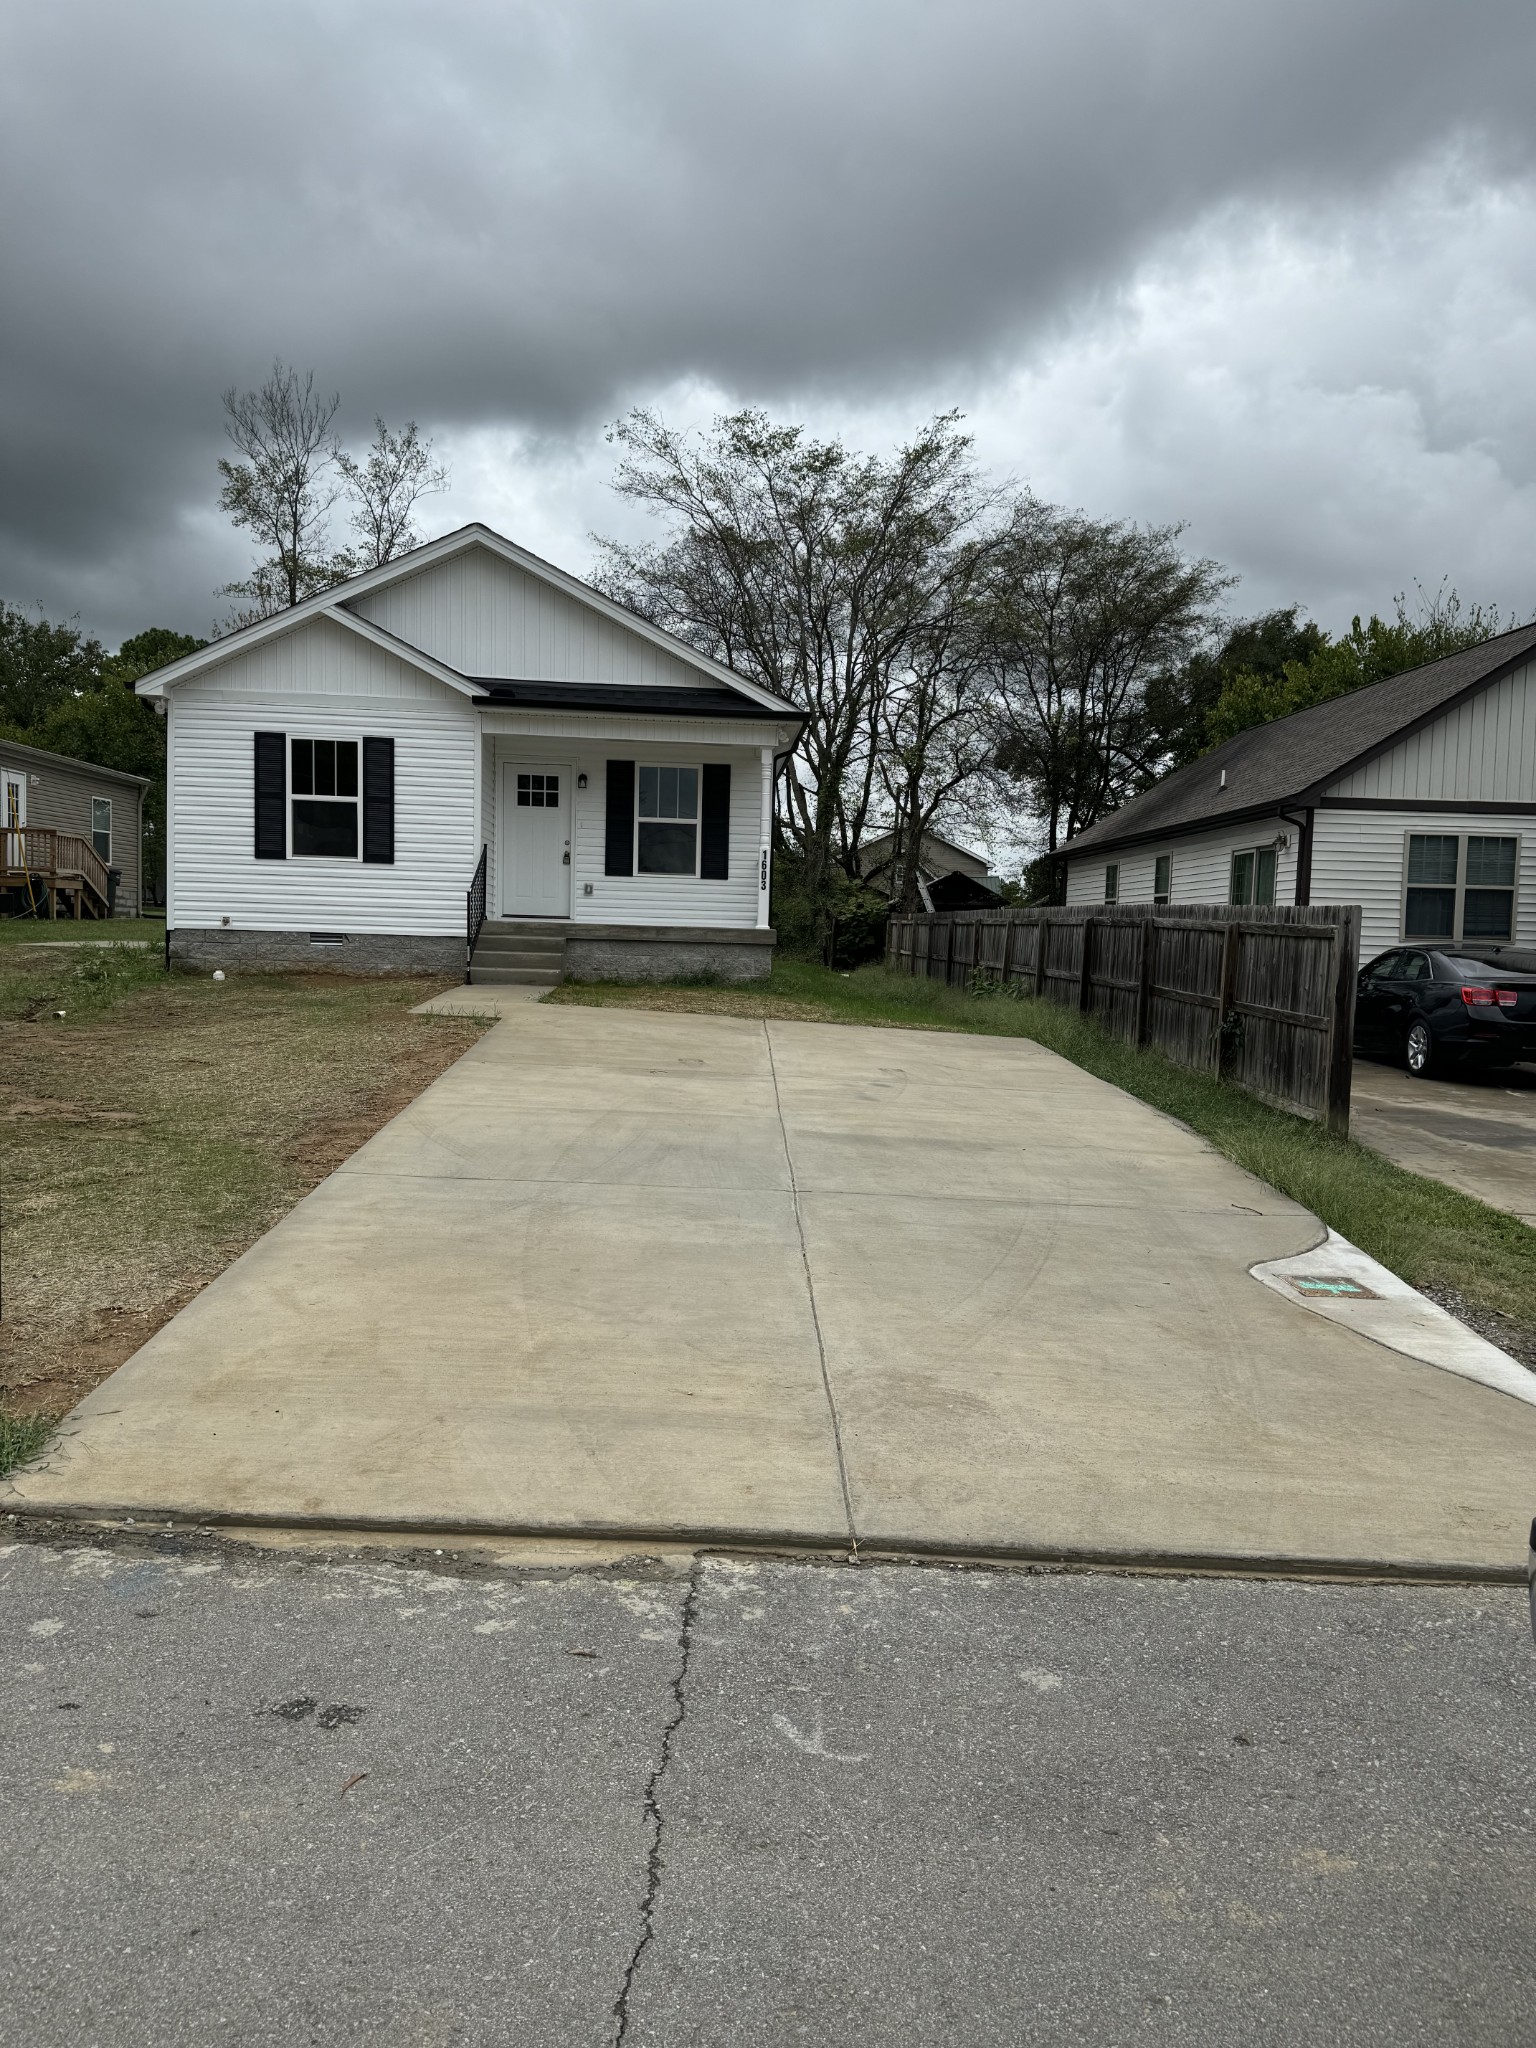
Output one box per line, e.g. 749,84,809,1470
1461,985,1519,1007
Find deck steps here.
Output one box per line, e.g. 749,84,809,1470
468,920,567,987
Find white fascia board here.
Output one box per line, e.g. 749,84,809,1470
322,605,482,697
478,705,798,749
134,523,796,719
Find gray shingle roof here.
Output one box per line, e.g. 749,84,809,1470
1065,622,1536,857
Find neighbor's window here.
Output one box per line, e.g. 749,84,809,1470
1103,862,1119,904
1153,853,1171,905
1404,832,1517,942
291,738,359,858
90,797,111,862
637,764,698,875
1230,846,1277,907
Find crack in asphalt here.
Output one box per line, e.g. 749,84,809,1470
611,1555,703,2046
762,1021,860,1558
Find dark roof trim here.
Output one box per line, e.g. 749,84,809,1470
1062,798,1290,860
471,679,803,722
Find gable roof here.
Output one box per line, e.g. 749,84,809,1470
134,523,800,719
0,735,151,788
1065,622,1536,858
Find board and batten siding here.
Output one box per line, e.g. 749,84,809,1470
1327,659,1536,802
1065,815,1297,909
1310,806,1536,958
351,547,714,689
482,729,766,927
167,617,477,934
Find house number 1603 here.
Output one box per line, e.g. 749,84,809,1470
760,849,768,890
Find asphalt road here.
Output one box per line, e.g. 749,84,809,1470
1350,1054,1536,1224
4,1533,1535,2047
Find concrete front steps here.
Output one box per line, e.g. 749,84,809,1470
469,920,567,987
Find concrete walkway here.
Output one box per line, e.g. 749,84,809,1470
8,1006,1536,1573
1351,1054,1536,1223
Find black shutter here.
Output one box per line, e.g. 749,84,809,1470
362,736,395,864
254,731,286,860
700,763,731,880
605,760,635,876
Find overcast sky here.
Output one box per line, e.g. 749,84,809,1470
4,0,1535,647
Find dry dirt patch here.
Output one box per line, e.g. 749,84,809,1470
0,954,487,1419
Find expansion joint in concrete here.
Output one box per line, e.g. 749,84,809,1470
612,1554,703,2045
762,1020,859,1558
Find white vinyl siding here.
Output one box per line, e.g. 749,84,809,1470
1310,808,1536,957
167,620,476,934
351,547,717,690
482,732,763,927
1065,816,1296,909
1327,660,1536,802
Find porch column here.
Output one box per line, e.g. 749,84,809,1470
757,747,773,929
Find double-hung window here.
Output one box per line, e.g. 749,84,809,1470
90,797,112,862
1230,845,1276,907
1404,832,1518,942
291,738,360,859
637,764,698,875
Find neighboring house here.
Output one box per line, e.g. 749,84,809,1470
1,737,148,919
858,828,1006,911
1061,624,1536,959
135,524,805,981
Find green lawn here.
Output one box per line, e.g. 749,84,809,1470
551,958,1536,1355
0,916,164,946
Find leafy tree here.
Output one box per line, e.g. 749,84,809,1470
987,501,1231,853
218,360,353,623
1204,586,1508,748
1146,607,1326,769
336,418,448,567
0,602,106,728
595,408,998,924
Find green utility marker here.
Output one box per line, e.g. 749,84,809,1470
1287,1275,1380,1300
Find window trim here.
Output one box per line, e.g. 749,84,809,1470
90,795,112,863
1229,844,1278,908
1400,829,1520,944
1153,852,1171,905
634,760,702,879
289,733,362,862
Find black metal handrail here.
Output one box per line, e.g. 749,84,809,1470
466,843,488,983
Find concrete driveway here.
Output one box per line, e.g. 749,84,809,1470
8,1005,1536,1572
1352,1054,1536,1223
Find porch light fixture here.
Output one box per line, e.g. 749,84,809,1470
577,772,588,789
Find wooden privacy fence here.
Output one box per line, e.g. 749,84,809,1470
886,903,1362,1133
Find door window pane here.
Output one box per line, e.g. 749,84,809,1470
516,773,559,808
1230,850,1254,906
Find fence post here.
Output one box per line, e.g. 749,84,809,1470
1078,916,1095,1015
1035,915,1049,999
1217,919,1242,1078
1136,914,1155,1048
1000,917,1016,985
1325,904,1361,1137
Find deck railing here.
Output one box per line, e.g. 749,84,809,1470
0,826,112,917
466,843,488,981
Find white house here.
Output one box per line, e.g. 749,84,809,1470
137,525,804,982
1061,624,1536,960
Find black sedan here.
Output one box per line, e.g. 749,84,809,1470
1354,944,1536,1076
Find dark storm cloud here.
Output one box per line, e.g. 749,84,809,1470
2,0,1534,638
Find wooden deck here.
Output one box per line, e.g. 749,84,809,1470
1,825,113,919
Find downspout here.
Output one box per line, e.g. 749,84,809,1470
1279,806,1313,906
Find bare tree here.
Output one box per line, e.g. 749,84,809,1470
987,500,1231,853
217,361,349,623
337,418,449,568
594,408,996,915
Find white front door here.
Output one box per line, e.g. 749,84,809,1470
499,763,572,917
2,767,24,869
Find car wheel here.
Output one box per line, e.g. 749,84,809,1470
1405,1020,1436,1077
